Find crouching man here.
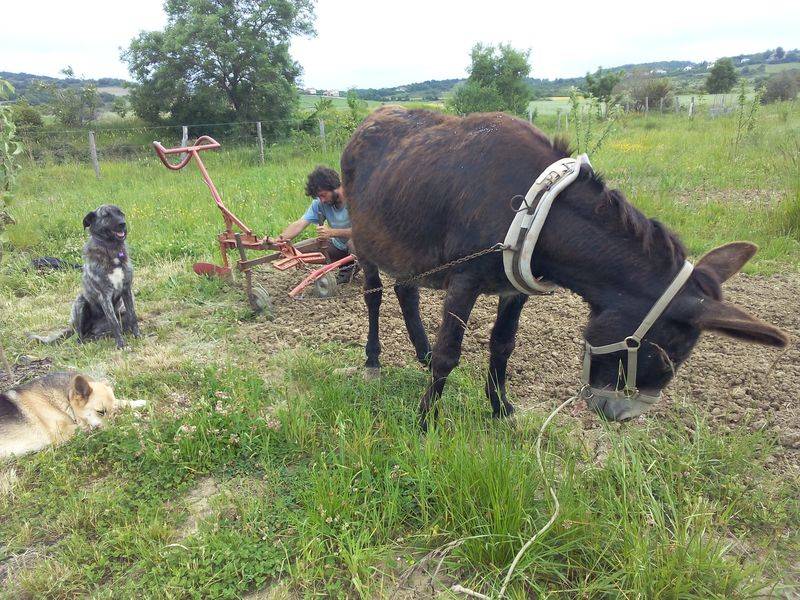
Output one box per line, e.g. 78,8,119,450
274,166,355,283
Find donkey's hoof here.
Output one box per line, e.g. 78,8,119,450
492,403,515,419
363,367,381,381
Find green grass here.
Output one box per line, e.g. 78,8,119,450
1,101,799,597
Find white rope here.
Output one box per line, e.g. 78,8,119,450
450,394,579,599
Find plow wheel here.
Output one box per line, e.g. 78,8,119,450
312,272,338,298
248,283,274,319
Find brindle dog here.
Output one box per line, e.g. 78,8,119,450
30,205,139,348
73,204,140,348
341,107,789,430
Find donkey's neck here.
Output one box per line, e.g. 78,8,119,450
537,191,685,312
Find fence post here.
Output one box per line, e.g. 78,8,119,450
675,98,680,113
319,118,326,153
88,131,100,179
659,97,664,113
689,97,695,118
256,121,265,165
181,125,188,147
527,106,533,123
645,96,649,113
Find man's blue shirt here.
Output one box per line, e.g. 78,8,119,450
302,198,350,251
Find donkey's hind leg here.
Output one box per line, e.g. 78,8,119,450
418,275,480,431
362,260,383,378
486,294,528,418
394,284,431,367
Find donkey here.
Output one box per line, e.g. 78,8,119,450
341,107,788,430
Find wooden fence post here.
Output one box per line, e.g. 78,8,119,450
527,106,533,123
675,98,680,113
645,96,649,113
181,125,188,147
319,118,326,153
88,131,100,179
659,97,664,113
256,121,265,164
689,97,695,118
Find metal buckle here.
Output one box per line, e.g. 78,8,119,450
624,336,641,349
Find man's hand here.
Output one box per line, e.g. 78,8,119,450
316,225,332,241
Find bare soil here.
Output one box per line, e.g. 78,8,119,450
246,267,799,470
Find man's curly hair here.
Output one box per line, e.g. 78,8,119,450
305,166,341,198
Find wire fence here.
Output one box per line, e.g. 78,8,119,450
14,116,349,171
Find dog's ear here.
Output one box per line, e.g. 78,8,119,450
82,211,97,229
69,375,93,407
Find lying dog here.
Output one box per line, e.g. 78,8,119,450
0,372,145,458
30,204,140,348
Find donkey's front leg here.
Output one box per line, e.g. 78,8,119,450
362,260,383,378
418,275,480,431
394,283,431,367
486,294,528,418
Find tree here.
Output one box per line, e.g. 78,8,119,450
584,67,623,104
111,97,129,119
775,46,785,60
35,67,100,126
123,0,315,135
449,43,532,116
706,58,738,93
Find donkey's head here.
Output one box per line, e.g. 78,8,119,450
582,242,788,420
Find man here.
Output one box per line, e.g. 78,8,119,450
275,166,355,283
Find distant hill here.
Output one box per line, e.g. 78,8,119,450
0,71,129,105
351,48,800,101
4,47,799,107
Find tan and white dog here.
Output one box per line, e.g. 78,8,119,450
0,372,145,458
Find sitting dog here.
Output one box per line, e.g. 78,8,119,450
0,372,146,458
30,204,140,348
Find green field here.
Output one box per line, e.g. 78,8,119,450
1,102,799,597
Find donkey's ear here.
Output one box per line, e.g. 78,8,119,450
82,211,97,229
695,242,757,284
688,299,788,348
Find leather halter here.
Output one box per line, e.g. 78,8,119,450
502,155,695,420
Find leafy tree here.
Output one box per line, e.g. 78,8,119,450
1,79,22,254
35,67,100,126
584,67,623,104
123,0,315,135
706,58,738,94
775,46,785,60
112,97,129,119
449,43,532,116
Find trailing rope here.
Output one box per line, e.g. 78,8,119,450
393,393,578,599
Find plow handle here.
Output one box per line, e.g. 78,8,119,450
152,135,221,171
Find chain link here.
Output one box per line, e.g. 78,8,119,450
354,242,507,297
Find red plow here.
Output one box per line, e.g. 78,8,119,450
152,136,355,314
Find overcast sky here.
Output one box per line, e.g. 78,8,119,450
3,0,798,88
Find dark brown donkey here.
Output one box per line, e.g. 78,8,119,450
341,106,788,429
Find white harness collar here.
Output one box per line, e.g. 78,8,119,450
502,155,695,420
502,155,591,294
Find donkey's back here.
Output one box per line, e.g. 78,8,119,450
341,106,560,286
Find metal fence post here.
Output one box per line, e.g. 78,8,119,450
256,121,265,164
319,118,326,153
88,131,100,178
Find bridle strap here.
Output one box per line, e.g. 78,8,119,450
582,260,694,394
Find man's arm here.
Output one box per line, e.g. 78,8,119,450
317,226,351,240
279,218,311,241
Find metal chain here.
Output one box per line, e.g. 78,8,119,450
356,242,507,297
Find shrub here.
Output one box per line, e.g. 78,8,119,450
11,101,43,131
761,70,800,104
